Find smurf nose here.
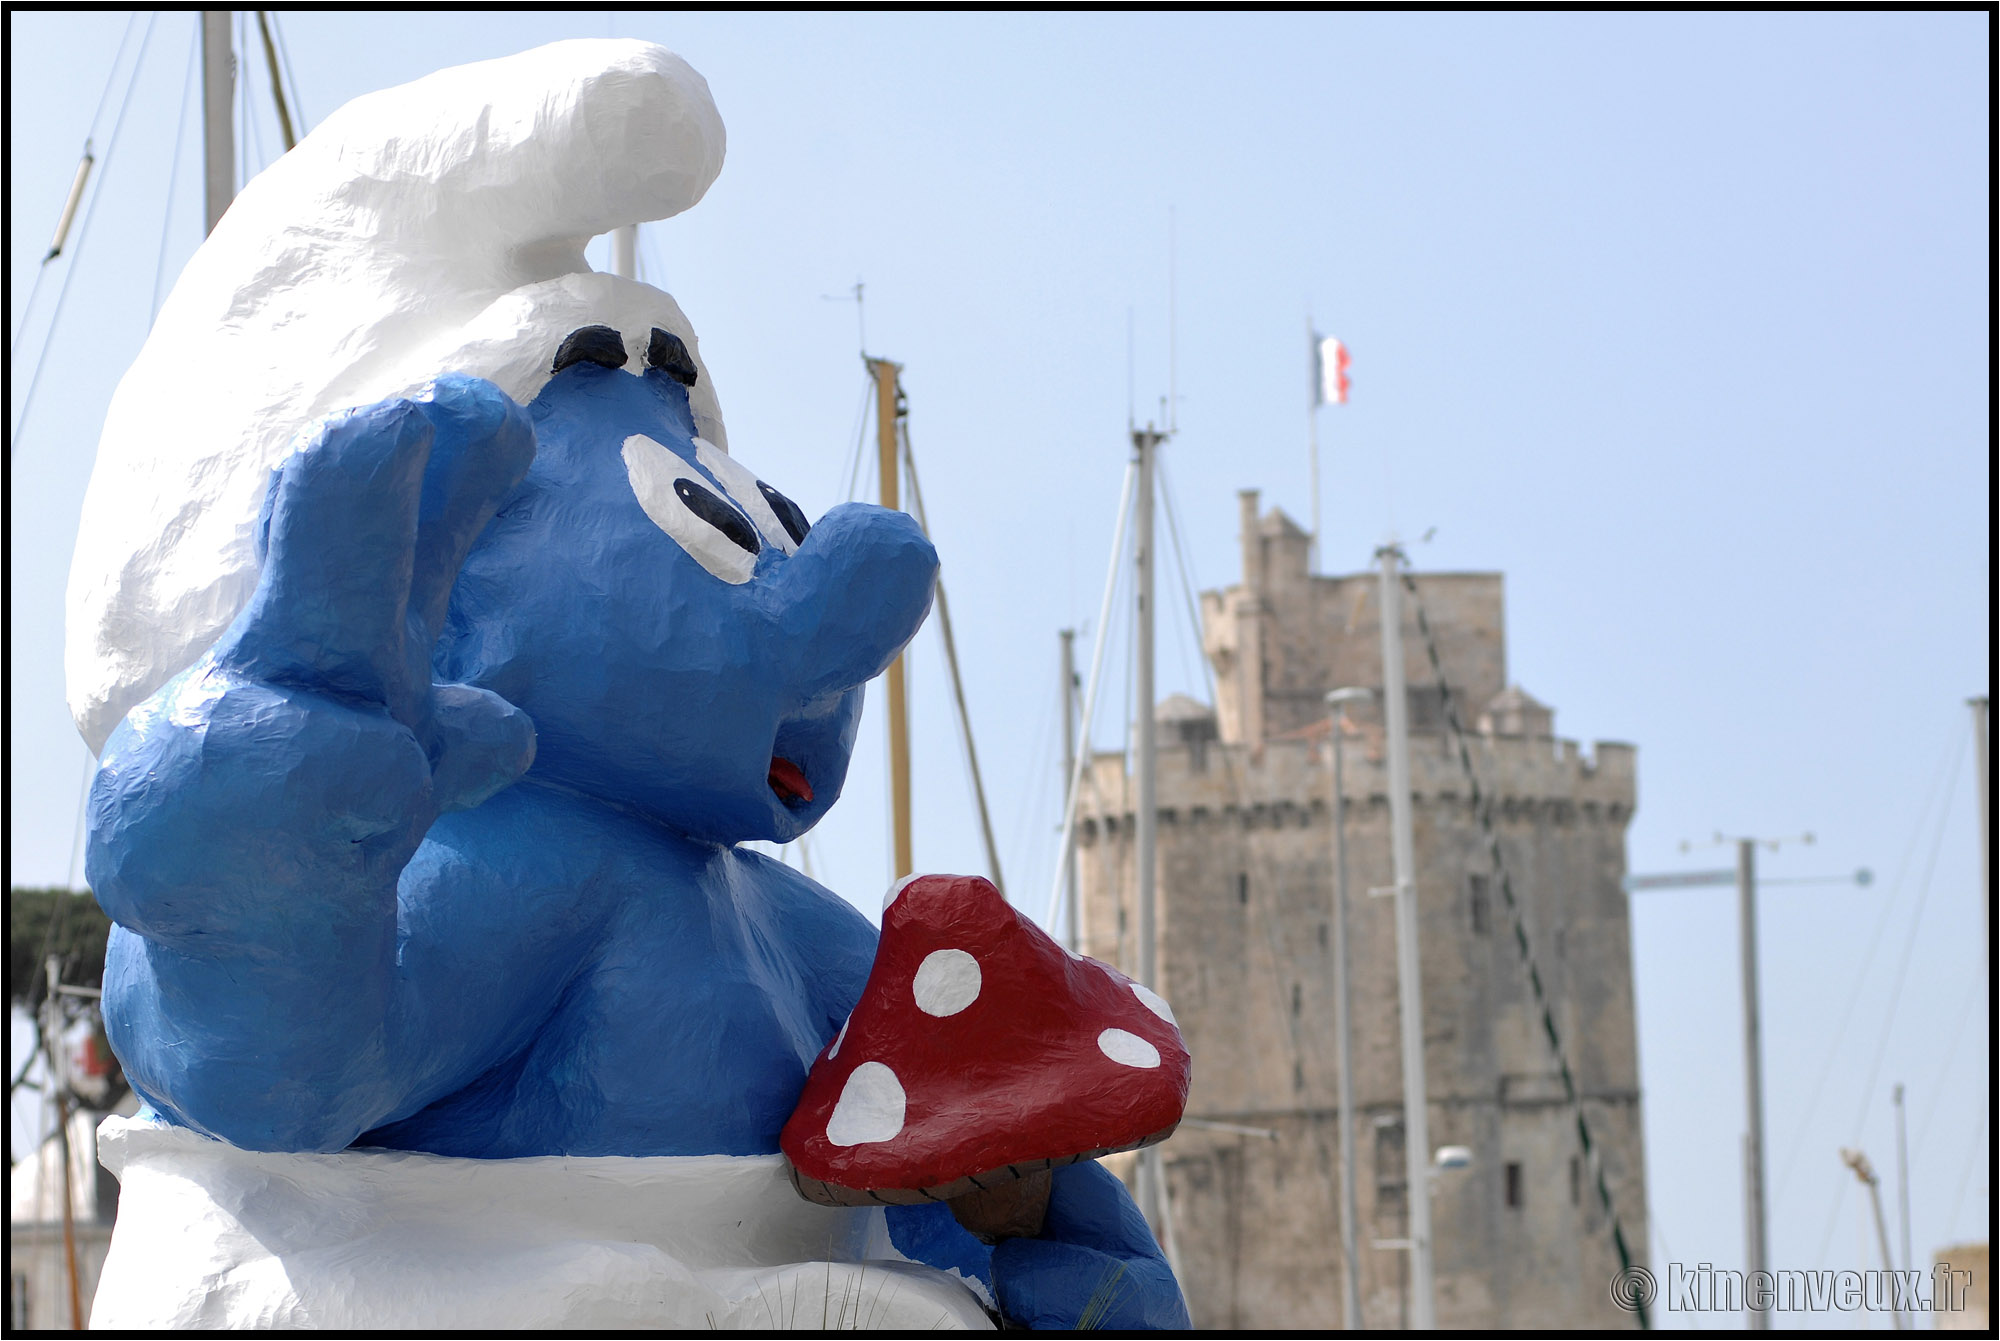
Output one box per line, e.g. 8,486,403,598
770,502,938,707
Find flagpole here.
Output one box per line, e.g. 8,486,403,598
1307,313,1321,573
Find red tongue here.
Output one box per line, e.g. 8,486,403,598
768,757,814,805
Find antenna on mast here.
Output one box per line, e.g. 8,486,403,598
820,280,865,359
1126,306,1136,433
1168,206,1177,436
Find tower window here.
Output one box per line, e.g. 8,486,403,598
1291,982,1302,1016
1505,1161,1523,1208
1373,1117,1405,1184
1469,873,1490,935
1237,873,1249,905
1570,1156,1581,1206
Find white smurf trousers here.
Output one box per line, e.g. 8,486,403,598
90,1116,993,1330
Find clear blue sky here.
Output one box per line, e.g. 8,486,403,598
8,11,1989,1326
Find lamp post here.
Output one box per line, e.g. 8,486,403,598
1326,686,1373,1331
1374,544,1435,1330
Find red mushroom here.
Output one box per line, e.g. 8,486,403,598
781,873,1190,1241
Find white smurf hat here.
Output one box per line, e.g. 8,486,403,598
66,39,729,752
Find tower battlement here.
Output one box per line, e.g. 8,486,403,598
1073,494,1647,1330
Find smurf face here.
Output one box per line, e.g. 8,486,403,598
437,324,937,846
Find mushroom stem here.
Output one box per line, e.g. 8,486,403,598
947,1168,1052,1244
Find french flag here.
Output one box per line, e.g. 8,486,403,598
1314,334,1349,406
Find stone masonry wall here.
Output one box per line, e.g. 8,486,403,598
1077,729,1647,1328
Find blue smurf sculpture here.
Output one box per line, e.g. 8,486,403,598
67,40,1187,1331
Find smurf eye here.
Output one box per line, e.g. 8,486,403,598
757,483,810,546
622,434,760,584
693,438,807,556
674,478,760,554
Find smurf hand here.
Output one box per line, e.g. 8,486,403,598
219,374,538,813
990,1161,1190,1331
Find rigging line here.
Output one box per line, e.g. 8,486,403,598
1119,461,1354,1258
1005,686,1061,906
640,227,673,292
150,15,201,326
1814,1165,1852,1270
839,374,872,504
1910,971,1986,1158
267,9,307,132
9,10,157,459
10,264,54,369
898,417,1006,896
240,11,270,180
1842,729,1967,1141
1154,452,1211,695
1401,570,1650,1326
1771,720,1969,1207
1939,1111,1988,1235
252,12,296,150
8,8,143,361
86,11,146,142
236,11,251,191
1043,461,1138,931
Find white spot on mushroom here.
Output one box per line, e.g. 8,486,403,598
826,1061,907,1146
1097,1028,1161,1069
827,1015,850,1059
912,948,981,1017
1130,982,1177,1027
881,873,922,912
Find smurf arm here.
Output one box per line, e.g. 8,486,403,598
89,377,550,1152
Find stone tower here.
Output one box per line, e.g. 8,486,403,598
1076,493,1648,1329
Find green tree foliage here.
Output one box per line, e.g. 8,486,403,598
9,887,112,1009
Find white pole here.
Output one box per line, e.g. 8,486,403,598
1135,429,1158,993
201,12,234,235
1307,315,1320,573
1133,426,1161,1237
1061,629,1081,953
612,224,637,280
1045,461,1139,930
1377,545,1436,1330
1893,1082,1911,1277
1972,697,1989,969
1327,688,1370,1330
1738,837,1770,1330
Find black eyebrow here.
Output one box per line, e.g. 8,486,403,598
552,325,628,373
646,327,699,387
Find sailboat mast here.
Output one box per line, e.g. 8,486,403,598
1132,424,1163,1239
1060,629,1080,951
869,357,914,880
1132,426,1159,992
201,12,233,234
